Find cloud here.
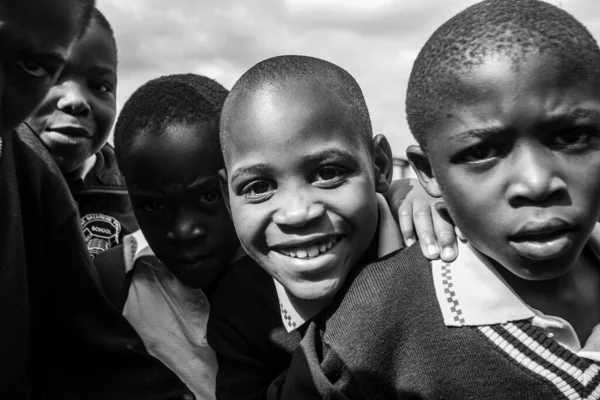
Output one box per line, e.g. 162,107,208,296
98,0,600,158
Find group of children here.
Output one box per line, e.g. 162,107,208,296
2,0,600,398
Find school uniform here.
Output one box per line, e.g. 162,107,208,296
18,123,138,258
208,194,403,400
94,230,245,400
0,126,170,399
269,228,600,399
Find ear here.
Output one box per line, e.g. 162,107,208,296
406,145,442,198
372,134,393,193
218,168,232,217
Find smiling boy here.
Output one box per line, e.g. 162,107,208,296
270,1,600,398
213,54,401,398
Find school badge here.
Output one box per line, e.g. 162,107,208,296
81,213,122,258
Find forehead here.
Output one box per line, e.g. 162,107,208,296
432,53,600,135
225,82,363,163
0,0,79,57
127,121,222,185
69,19,117,75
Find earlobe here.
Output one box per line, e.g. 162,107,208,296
406,145,442,198
372,134,394,193
218,169,232,217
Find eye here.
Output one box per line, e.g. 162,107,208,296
90,80,113,93
458,144,499,164
242,180,275,201
554,128,592,147
18,60,49,77
199,191,222,204
142,201,166,212
312,166,347,188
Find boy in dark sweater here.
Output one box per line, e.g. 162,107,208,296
271,1,600,398
22,8,137,258
213,54,409,399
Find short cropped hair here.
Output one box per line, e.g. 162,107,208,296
90,8,117,58
220,55,372,162
406,0,600,150
114,73,229,173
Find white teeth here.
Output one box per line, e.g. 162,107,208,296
307,245,319,258
276,237,339,259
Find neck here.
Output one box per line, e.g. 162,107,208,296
65,154,97,181
288,293,332,322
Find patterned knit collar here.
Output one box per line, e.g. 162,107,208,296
276,193,404,333
432,223,600,360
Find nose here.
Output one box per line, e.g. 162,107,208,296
506,144,566,204
166,211,207,245
272,189,325,227
56,81,90,117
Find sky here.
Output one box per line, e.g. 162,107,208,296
98,0,600,160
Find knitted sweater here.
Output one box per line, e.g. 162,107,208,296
269,244,600,400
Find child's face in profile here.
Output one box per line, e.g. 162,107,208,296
126,121,240,291
0,0,80,136
222,82,381,304
27,17,117,174
415,52,600,280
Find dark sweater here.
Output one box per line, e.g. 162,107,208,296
207,256,302,400
18,124,137,258
269,244,600,399
0,128,193,399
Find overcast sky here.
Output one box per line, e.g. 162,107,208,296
98,0,600,159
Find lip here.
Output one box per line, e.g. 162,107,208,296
177,253,213,265
511,218,575,241
46,125,92,139
509,218,576,260
269,233,342,250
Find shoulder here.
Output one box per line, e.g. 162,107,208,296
320,244,435,341
211,255,277,311
86,144,128,190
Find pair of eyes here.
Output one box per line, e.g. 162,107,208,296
241,165,347,199
458,129,596,164
142,191,222,213
18,60,113,93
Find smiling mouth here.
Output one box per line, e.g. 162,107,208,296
273,236,341,259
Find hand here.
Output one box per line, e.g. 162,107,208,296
384,178,458,262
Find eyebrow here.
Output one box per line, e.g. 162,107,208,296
544,108,600,124
230,163,270,185
451,127,506,144
87,65,117,76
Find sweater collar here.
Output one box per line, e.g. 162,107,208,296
432,223,600,360
276,193,404,333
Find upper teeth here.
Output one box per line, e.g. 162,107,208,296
277,237,338,259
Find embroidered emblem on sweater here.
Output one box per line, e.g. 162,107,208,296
280,303,297,330
81,213,122,258
441,262,465,325
480,321,600,399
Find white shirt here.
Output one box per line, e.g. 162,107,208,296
121,230,220,400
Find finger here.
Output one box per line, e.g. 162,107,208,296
431,204,458,262
412,206,440,259
398,202,416,247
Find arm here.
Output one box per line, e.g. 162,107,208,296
383,178,459,262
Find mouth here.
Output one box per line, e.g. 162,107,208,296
177,253,213,265
509,219,576,260
45,125,92,139
272,236,341,260
511,219,575,242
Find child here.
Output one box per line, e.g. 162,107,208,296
20,8,137,258
212,54,403,399
271,0,600,398
95,73,241,400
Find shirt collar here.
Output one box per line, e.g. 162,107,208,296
432,223,600,359
277,192,404,332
